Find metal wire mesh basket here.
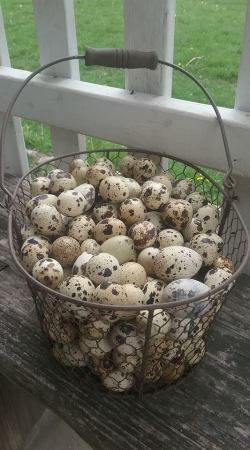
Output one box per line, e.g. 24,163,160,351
1,49,249,395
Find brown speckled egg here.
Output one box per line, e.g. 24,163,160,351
100,236,136,264
99,176,129,203
136,309,171,337
95,157,114,172
141,181,170,210
69,158,89,171
122,178,142,198
122,284,145,307
68,215,95,243
128,221,157,250
189,233,218,266
86,164,112,187
26,194,58,218
92,282,127,305
21,235,51,252
94,218,126,243
204,267,232,290
194,204,219,233
109,322,137,346
171,179,194,199
32,257,63,288
213,256,234,273
49,171,77,194
119,198,146,225
80,239,100,255
43,315,78,344
102,370,135,392
88,354,114,379
21,242,49,273
153,246,203,282
57,190,88,217
151,175,172,193
161,361,185,383
92,203,119,222
133,158,156,184
31,204,63,236
182,338,206,366
79,316,111,340
161,199,193,231
145,211,164,231
157,229,184,248
137,247,159,275
120,262,147,287
143,279,165,304
86,253,121,285
59,275,95,302
53,342,87,368
74,183,95,211
113,349,140,374
186,192,208,212
72,252,93,275
70,165,89,185
31,176,50,197
51,236,81,267
206,232,224,254
182,218,204,241
120,155,136,177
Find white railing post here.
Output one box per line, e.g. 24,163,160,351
33,0,86,159
0,8,28,177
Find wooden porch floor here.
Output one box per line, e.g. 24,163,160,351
1,177,250,450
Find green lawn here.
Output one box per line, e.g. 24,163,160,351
0,0,246,155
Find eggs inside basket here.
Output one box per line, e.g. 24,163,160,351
20,154,234,392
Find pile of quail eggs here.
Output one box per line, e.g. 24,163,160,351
20,154,234,392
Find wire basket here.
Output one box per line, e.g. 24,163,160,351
1,49,249,395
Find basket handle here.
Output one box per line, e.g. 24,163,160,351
0,48,235,200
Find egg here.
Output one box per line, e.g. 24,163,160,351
74,183,95,210
206,232,224,253
109,322,137,346
92,202,119,222
86,164,113,187
60,214,71,235
168,316,204,344
100,236,136,264
79,316,111,340
128,221,157,249
86,253,120,285
49,171,77,194
137,247,159,275
32,258,63,288
95,157,114,172
112,350,140,374
72,252,93,275
47,168,64,179
21,235,51,252
157,229,184,248
161,199,193,231
204,267,233,290
94,218,126,243
148,336,170,360
161,362,185,383
58,275,95,319
120,155,136,177
122,178,142,198
53,342,87,367
161,340,184,367
99,176,129,203
119,198,146,225
31,176,50,196
182,218,204,241
21,224,39,241
122,284,145,314
88,354,114,379
142,358,163,382
141,182,170,210
26,193,58,218
51,236,80,267
194,204,219,233
186,192,207,212
182,338,206,366
133,158,156,184
79,336,113,359
42,314,78,344
142,279,165,305
31,204,63,236
151,175,172,193
102,370,135,392
114,336,143,358
136,309,171,338
80,239,100,255
171,179,194,199
68,215,95,242
145,211,164,231
153,246,203,282
70,165,89,185
213,256,234,273
120,262,147,288
21,242,49,273
189,233,219,266
56,190,87,217
92,282,128,323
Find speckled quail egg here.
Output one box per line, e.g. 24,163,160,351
168,316,204,344
49,171,77,194
204,267,233,290
79,316,111,340
128,221,157,250
56,190,88,217
72,252,93,275
94,218,126,243
189,233,219,266
31,204,63,236
99,176,129,203
58,275,95,303
171,179,194,199
136,309,171,338
112,350,140,374
100,236,136,264
69,158,89,171
122,284,145,312
42,313,78,344
122,178,142,198
157,229,184,248
102,369,135,392
161,361,185,383
137,247,159,275
92,202,119,222
51,236,80,267
151,175,172,193
114,336,143,358
86,253,121,285
120,262,147,288
80,239,100,255
142,358,163,382
182,337,206,366
141,182,170,210
88,354,114,379
145,211,164,231
53,342,87,367
21,224,39,241
153,246,203,282
21,235,51,252
182,218,204,241
109,322,137,346
68,215,95,243
32,258,63,288
161,340,184,367
161,199,193,231
213,256,234,273
86,164,113,187
92,282,128,322
47,168,64,179
186,192,208,213
79,335,113,359
21,242,49,272
194,204,219,233
143,280,165,305
26,194,58,218
70,165,89,185
206,232,224,253
119,198,146,225
120,155,136,177
31,176,50,197
133,158,156,184
95,157,114,172
74,183,95,210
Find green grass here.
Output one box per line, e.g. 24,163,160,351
0,0,246,156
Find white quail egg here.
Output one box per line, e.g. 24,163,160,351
151,175,172,193
204,267,233,290
31,176,50,196
120,262,147,288
53,342,87,367
100,236,136,264
21,242,49,273
141,182,170,210
94,218,126,243
32,258,63,288
161,199,193,231
49,171,77,194
79,316,111,340
21,235,51,252
26,193,57,218
80,239,100,255
95,156,114,172
153,246,203,282
189,233,218,266
120,155,136,177
79,336,113,359
119,198,146,225
136,309,171,338
133,158,156,184
137,247,159,275
182,218,204,241
56,190,88,217
182,338,206,366
171,179,194,199
74,183,95,210
194,204,219,233
186,192,208,212
69,158,89,171
122,178,142,198
70,165,89,185
206,232,224,253
157,229,184,248
213,256,234,273
72,252,93,275
86,164,112,187
51,236,81,267
145,211,164,231
68,215,95,242
92,202,119,222
99,176,129,203
31,204,63,236
128,221,157,249
21,224,39,241
102,369,135,392
143,280,165,305
109,322,137,346
86,253,121,285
